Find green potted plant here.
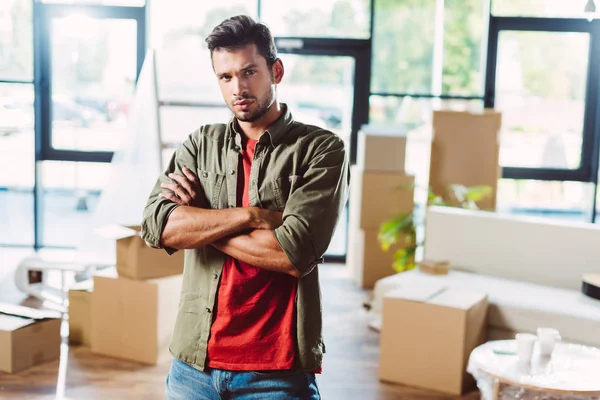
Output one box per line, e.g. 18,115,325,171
378,183,492,273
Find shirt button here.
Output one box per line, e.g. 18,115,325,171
230,169,235,175
206,307,211,314
234,146,240,152
213,273,218,279
229,204,235,208
202,172,208,178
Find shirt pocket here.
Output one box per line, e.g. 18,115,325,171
269,174,303,211
197,169,226,209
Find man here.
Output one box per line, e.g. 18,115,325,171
141,15,349,399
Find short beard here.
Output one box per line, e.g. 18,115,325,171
235,97,271,123
233,74,276,123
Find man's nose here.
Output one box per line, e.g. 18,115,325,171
232,77,247,97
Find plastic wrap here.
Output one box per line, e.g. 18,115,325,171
74,49,162,266
467,340,600,400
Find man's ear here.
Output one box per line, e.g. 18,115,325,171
272,58,284,84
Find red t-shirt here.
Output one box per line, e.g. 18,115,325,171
207,138,299,371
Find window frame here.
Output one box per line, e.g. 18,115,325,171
34,2,146,164
484,16,600,184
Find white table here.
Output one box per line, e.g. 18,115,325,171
467,340,600,400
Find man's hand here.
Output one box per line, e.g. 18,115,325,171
249,208,283,230
160,167,282,230
160,167,207,207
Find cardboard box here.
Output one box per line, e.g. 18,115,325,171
349,167,414,230
91,271,182,365
429,110,501,211
0,303,62,373
379,283,487,395
68,280,93,346
418,259,449,276
99,225,184,280
347,228,406,288
357,127,407,172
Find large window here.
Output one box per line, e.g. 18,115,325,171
485,15,600,221
370,0,600,224
50,16,137,152
0,0,34,246
0,83,34,246
495,31,590,170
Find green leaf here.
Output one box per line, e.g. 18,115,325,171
392,248,416,273
378,212,414,251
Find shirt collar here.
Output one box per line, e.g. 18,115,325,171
229,103,294,148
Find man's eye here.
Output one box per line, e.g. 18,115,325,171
220,76,231,81
245,70,256,76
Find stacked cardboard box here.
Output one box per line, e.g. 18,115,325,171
79,225,184,365
0,303,62,373
429,110,501,211
348,128,415,288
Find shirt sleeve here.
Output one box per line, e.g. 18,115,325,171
273,133,350,277
140,132,199,254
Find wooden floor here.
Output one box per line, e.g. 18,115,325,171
0,247,480,400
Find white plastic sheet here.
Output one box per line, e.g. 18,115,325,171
73,49,162,266
468,340,600,400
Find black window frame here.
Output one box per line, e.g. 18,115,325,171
34,2,146,164
484,16,600,184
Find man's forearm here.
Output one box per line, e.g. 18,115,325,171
211,230,299,278
161,206,253,249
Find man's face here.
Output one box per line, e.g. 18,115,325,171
212,44,283,123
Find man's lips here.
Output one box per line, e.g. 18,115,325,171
234,99,253,110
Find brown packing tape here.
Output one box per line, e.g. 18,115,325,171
419,260,449,275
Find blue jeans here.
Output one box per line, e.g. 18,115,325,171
165,358,321,400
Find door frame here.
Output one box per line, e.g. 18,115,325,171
276,38,370,261
276,37,371,165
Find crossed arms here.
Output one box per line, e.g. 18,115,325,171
159,168,299,277
141,133,349,279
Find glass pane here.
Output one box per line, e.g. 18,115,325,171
50,16,137,152
278,54,355,257
279,55,354,143
442,0,486,95
159,106,232,145
493,0,592,18
41,161,110,247
495,31,589,169
0,83,34,245
497,179,594,223
260,0,370,39
372,0,485,95
150,1,257,103
0,0,33,80
372,1,435,93
42,0,145,5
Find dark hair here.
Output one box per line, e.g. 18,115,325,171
206,15,277,68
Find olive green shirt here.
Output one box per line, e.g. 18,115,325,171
140,104,350,372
